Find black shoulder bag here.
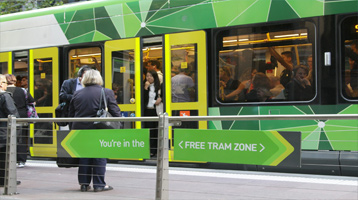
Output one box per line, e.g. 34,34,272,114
93,88,122,129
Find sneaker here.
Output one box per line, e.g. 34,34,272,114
17,162,25,168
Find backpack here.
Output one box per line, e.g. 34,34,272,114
55,102,69,126
22,88,39,118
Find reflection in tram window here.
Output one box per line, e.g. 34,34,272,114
68,47,101,79
13,51,28,83
341,16,358,99
344,39,358,98
171,44,198,102
217,23,314,103
112,50,135,104
0,62,7,74
34,58,53,106
34,113,53,144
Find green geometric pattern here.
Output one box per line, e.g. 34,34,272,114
209,105,358,151
47,0,358,44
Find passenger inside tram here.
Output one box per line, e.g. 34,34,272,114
171,65,195,102
268,48,294,88
306,55,314,84
223,68,257,101
285,65,313,101
146,60,163,84
244,72,272,102
269,75,284,99
345,39,358,98
219,65,240,101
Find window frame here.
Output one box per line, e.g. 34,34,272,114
339,15,358,102
213,20,317,105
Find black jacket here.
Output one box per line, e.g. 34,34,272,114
68,85,121,130
6,86,35,118
59,78,77,103
0,92,19,148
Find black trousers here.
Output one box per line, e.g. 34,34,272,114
78,158,107,188
0,147,6,185
143,108,158,155
17,127,29,163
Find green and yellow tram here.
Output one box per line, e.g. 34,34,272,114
0,0,357,176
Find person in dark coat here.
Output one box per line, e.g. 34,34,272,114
59,65,92,103
0,74,20,186
68,69,121,192
58,65,91,127
5,74,35,168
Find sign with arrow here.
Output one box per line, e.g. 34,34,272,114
57,129,150,159
174,129,301,166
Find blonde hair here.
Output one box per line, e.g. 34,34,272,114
0,74,6,91
81,69,103,87
0,74,6,83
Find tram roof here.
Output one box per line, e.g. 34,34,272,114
0,0,357,52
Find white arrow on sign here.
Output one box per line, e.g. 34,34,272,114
260,143,265,152
179,141,184,149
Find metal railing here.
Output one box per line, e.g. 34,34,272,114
1,113,358,199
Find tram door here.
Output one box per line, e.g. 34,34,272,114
0,52,11,74
164,30,208,161
105,38,142,128
29,47,59,157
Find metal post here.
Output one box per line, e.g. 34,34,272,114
4,115,18,195
155,113,169,200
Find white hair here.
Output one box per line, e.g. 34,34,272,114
81,69,103,87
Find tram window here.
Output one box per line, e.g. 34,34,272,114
216,23,314,103
112,50,135,104
34,58,53,107
341,16,358,99
13,51,28,86
171,44,198,103
68,47,101,79
0,62,8,74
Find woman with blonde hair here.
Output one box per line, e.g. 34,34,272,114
68,69,121,192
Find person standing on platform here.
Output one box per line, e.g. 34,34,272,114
5,74,35,168
59,65,91,128
68,69,121,192
0,74,21,187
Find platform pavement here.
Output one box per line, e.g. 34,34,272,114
0,160,357,200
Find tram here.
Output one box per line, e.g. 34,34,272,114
0,0,357,176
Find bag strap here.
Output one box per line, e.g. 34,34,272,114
21,88,28,99
22,88,29,104
100,88,108,111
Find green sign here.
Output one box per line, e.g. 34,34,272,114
59,129,150,159
174,129,300,166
